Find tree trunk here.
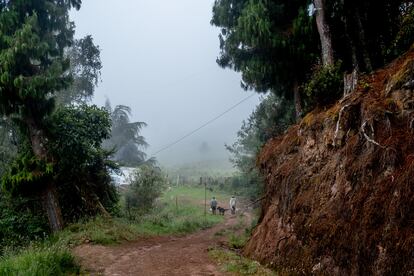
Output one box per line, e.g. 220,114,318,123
343,69,358,97
42,182,64,231
355,10,373,72
92,192,111,218
342,16,359,96
314,0,334,66
25,117,64,232
293,81,303,122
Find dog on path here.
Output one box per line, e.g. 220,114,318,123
217,207,228,216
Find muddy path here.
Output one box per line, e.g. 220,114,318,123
74,210,253,276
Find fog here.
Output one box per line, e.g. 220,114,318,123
70,0,261,168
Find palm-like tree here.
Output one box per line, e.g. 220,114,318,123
104,101,152,166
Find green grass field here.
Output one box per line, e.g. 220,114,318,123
164,185,233,208
131,186,229,236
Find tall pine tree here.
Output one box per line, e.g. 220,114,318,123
0,0,81,231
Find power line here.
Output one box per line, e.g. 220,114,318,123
151,93,256,156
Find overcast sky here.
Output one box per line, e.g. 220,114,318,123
70,0,261,167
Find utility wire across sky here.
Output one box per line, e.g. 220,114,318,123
151,93,257,157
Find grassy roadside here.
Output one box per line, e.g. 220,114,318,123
209,249,276,276
208,209,276,275
0,245,79,276
0,186,228,275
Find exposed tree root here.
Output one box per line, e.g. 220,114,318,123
361,120,384,148
333,104,351,146
409,117,414,130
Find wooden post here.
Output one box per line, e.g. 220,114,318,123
204,177,207,217
176,196,178,214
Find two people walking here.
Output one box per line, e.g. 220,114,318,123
210,195,236,215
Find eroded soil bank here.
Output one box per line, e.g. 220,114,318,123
244,49,414,275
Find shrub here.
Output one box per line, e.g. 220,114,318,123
124,165,166,219
209,249,275,275
304,62,344,106
229,234,248,249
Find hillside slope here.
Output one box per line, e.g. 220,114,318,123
244,49,414,275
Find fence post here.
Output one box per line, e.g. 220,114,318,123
204,177,207,217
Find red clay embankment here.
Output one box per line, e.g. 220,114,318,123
245,49,414,275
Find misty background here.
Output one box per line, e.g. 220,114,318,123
70,0,261,168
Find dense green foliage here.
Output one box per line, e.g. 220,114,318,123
1,150,53,195
0,0,80,118
0,195,47,252
0,104,119,249
1,104,119,221
49,105,119,221
304,62,343,106
211,0,318,109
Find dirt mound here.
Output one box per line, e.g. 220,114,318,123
244,49,414,275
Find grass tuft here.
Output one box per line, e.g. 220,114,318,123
0,245,79,276
229,234,248,249
209,248,275,275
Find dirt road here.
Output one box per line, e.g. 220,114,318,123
74,212,251,276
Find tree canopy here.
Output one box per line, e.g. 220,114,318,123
212,0,414,118
57,35,102,105
212,0,319,119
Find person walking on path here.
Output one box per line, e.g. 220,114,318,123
229,196,236,215
210,197,218,215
